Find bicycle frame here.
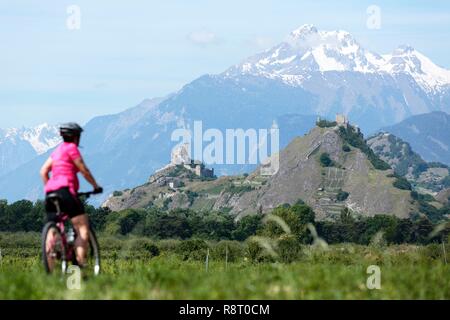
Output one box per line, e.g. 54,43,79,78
48,198,76,263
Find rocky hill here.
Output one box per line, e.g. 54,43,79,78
368,132,449,195
104,122,418,220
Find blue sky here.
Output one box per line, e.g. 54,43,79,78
1,0,450,128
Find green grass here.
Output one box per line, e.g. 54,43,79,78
0,237,448,300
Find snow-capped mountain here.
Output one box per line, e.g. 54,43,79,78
380,45,450,93
0,123,59,155
224,24,450,127
226,24,385,77
0,124,59,176
226,24,450,93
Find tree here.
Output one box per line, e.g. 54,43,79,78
342,145,351,152
393,177,412,190
200,211,235,240
361,215,399,244
338,126,390,170
261,204,316,244
0,200,9,231
232,215,263,241
88,206,111,231
119,209,145,235
337,190,350,201
5,200,34,232
393,219,414,244
412,217,434,244
144,209,192,239
316,119,337,128
319,153,333,167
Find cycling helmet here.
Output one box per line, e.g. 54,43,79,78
60,122,84,137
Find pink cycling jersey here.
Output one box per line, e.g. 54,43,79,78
44,142,82,196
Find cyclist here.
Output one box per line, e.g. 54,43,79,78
40,123,102,268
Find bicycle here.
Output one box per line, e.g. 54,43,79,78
42,190,102,275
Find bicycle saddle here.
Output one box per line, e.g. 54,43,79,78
46,192,62,200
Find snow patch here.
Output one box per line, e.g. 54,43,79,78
1,123,60,155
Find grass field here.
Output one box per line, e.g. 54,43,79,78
0,233,449,300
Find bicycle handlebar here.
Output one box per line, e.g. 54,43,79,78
78,189,103,199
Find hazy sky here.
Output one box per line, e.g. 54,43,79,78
1,0,450,128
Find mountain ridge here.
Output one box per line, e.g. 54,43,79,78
104,122,417,220
379,111,450,166
0,123,59,177
226,24,450,93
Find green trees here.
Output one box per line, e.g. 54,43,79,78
361,215,399,244
393,176,412,190
232,215,263,241
338,126,390,170
142,209,192,239
0,197,447,246
119,210,146,235
189,211,235,240
393,219,414,243
0,198,113,233
336,190,350,201
319,153,333,167
87,206,111,232
261,204,315,244
185,190,199,205
0,199,45,232
316,213,444,245
316,119,337,128
176,239,208,261
0,200,10,231
102,208,238,240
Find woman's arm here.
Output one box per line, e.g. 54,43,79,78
40,157,53,185
73,157,100,190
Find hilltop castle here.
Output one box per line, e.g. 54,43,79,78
335,114,348,126
155,143,214,178
316,114,360,133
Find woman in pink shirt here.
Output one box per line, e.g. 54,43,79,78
40,123,102,268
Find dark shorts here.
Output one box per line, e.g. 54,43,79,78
45,187,85,220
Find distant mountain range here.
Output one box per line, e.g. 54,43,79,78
379,111,450,165
0,124,59,176
1,24,450,203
